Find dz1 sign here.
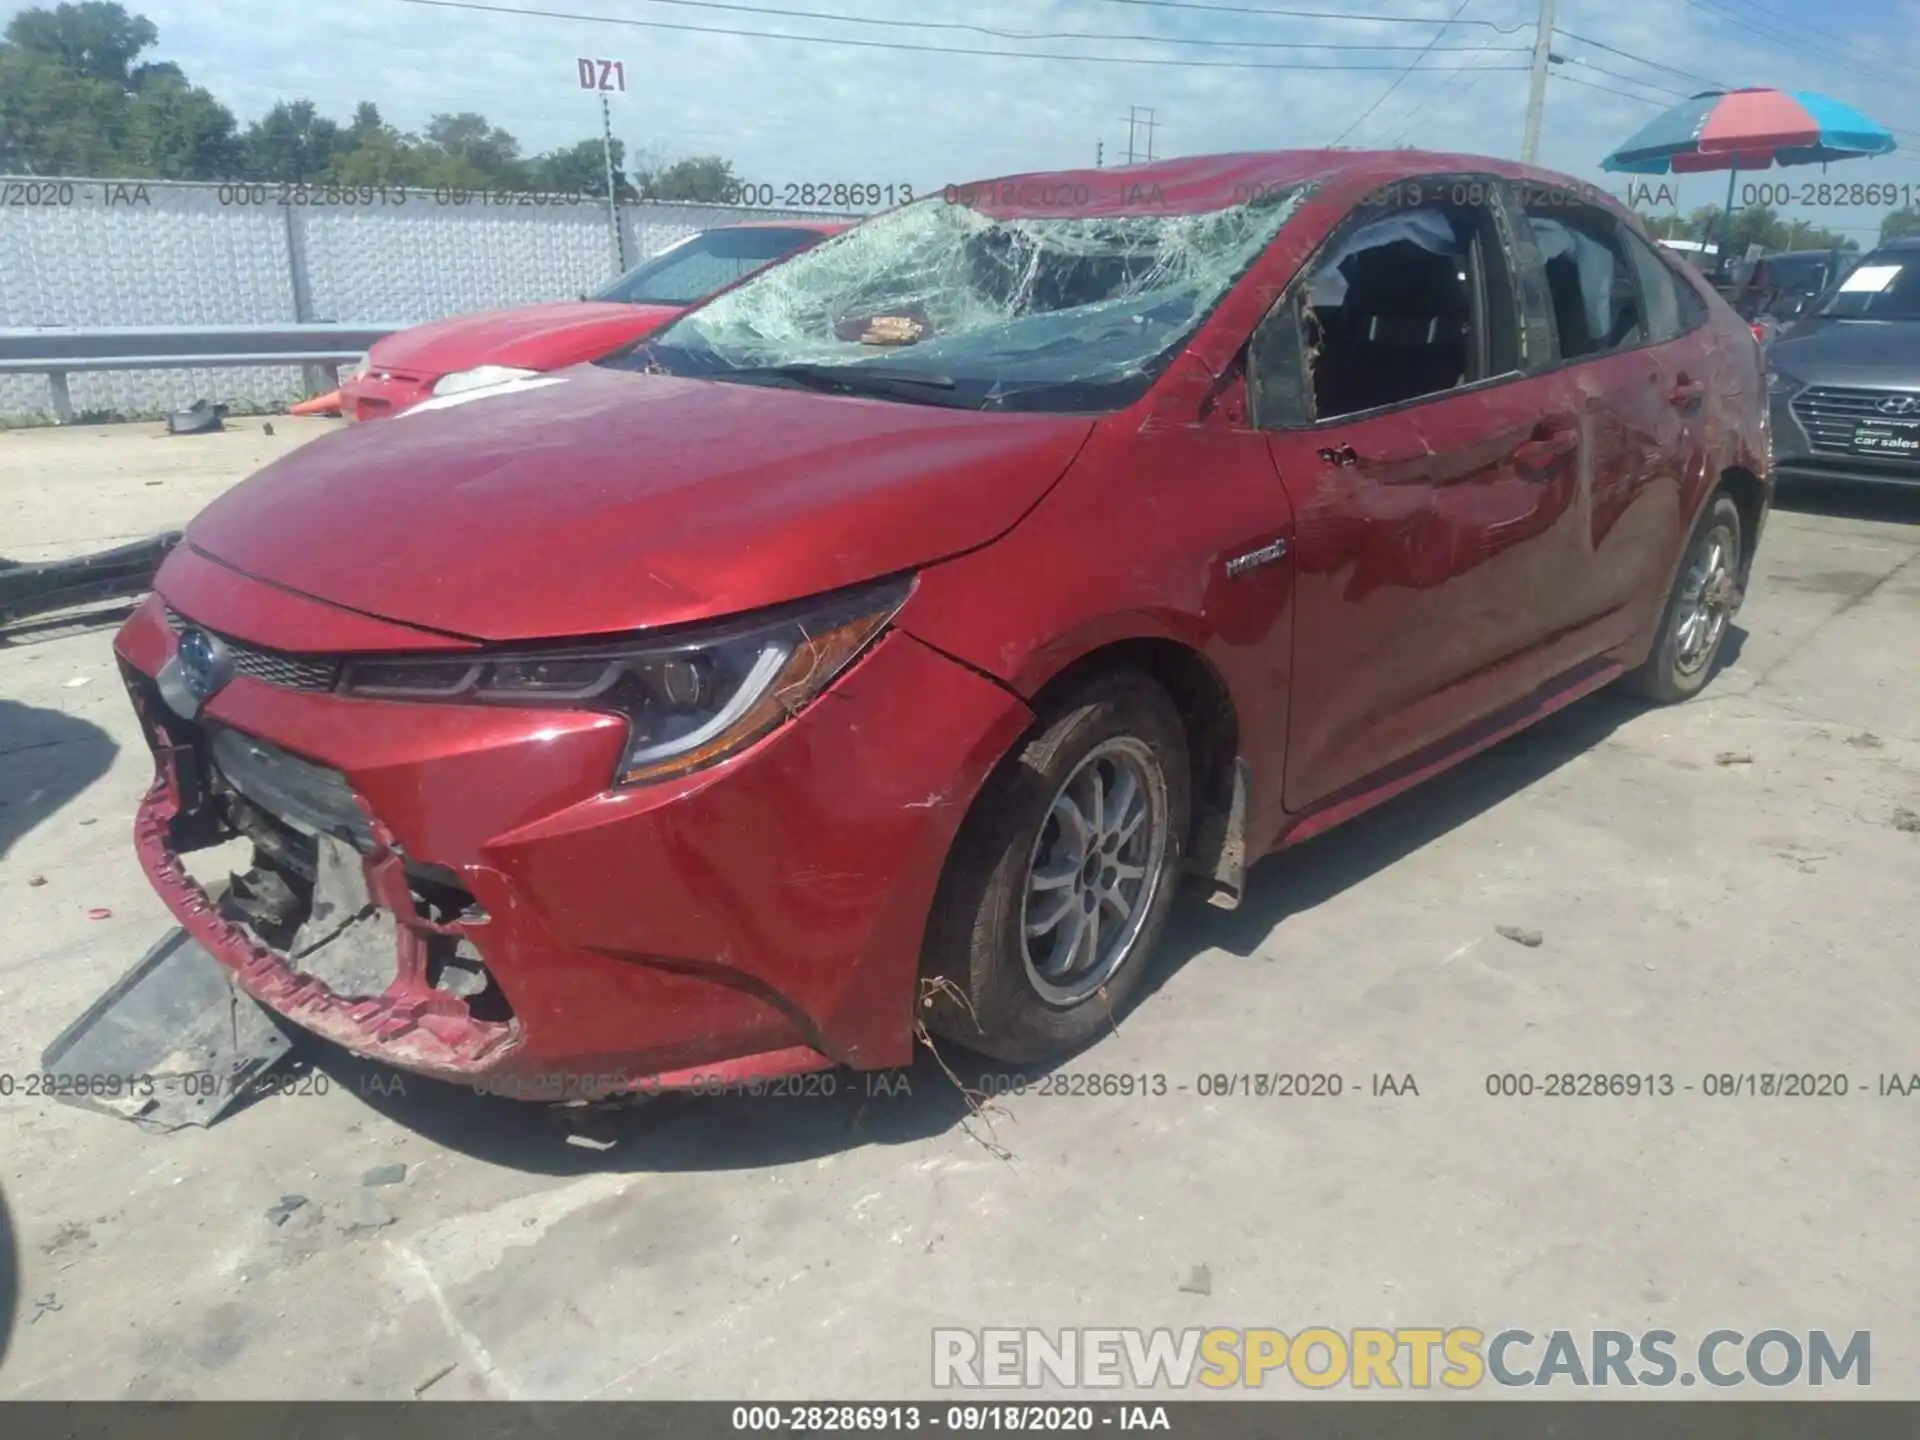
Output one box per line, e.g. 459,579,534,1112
577,57,626,92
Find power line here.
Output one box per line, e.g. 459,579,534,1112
1682,0,1915,103
1328,0,1478,146
1550,29,1725,91
1080,0,1528,32
1552,55,1689,101
1382,56,1486,147
1550,72,1669,108
490,0,1533,52
1730,0,1912,76
1557,20,1920,149
389,0,1530,70
1379,0,1520,147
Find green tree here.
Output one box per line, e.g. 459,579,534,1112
524,136,636,198
420,111,523,186
1637,211,1703,242
0,3,743,195
324,103,433,186
1778,219,1857,252
6,1,154,83
122,71,239,178
0,44,126,172
240,100,346,182
641,154,740,202
1882,207,1920,244
0,3,153,173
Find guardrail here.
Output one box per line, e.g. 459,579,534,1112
0,323,409,421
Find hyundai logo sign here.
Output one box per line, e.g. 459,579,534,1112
1876,394,1920,417
157,625,234,719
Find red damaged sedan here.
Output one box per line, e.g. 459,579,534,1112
338,220,843,421
115,150,1769,1096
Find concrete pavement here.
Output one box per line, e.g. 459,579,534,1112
0,420,1915,1399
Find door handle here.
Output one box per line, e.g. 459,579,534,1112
1316,443,1358,467
1511,426,1578,474
1668,376,1706,409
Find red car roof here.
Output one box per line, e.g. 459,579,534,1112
950,149,1611,219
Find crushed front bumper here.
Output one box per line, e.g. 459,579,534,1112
114,589,1031,1096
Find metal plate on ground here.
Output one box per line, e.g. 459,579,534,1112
40,926,296,1131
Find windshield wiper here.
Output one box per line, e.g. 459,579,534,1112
722,362,960,402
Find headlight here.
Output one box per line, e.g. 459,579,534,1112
1765,367,1803,397
431,365,540,396
338,578,913,786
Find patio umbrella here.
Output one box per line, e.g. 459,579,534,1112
1601,87,1896,259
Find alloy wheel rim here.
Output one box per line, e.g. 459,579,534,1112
1673,523,1736,677
1020,737,1170,1006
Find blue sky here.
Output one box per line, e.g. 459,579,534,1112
7,0,1920,239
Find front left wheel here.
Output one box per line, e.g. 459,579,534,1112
921,673,1191,1064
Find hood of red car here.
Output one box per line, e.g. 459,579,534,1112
181,364,1095,643
366,300,681,376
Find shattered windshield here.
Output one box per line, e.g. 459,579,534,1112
609,187,1306,411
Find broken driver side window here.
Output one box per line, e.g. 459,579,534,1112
1250,181,1517,427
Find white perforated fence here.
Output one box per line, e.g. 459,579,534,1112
0,177,853,421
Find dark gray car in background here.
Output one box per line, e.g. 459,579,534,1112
1767,237,1920,490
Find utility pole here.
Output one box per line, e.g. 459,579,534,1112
1520,0,1556,164
1120,106,1161,164
600,89,624,269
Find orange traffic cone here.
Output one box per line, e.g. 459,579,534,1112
289,389,343,417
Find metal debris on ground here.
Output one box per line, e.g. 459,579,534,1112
1715,751,1753,766
0,532,180,630
165,399,227,435
1178,1263,1213,1296
40,927,296,1129
1847,732,1884,749
266,1195,308,1227
1496,926,1544,948
341,1191,397,1234
1894,808,1920,835
361,1163,407,1188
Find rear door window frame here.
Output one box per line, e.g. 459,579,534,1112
1498,185,1684,371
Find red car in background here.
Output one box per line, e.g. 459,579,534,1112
117,151,1767,1096
338,219,845,421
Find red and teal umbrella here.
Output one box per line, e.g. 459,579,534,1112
1601,87,1896,174
1601,87,1895,264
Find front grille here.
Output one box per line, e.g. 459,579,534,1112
164,607,341,692
1790,385,1920,456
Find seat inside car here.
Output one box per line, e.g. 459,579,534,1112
1311,238,1471,417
